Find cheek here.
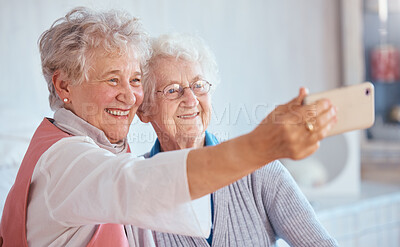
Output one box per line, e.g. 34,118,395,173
79,94,111,117
92,87,116,105
201,98,212,118
134,87,144,106
160,100,179,119
162,105,177,122
156,103,179,130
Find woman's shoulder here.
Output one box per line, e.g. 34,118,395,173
47,135,98,151
248,160,297,193
40,135,114,164
223,161,288,192
254,160,288,178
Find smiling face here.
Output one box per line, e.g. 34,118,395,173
145,57,212,150
66,49,143,143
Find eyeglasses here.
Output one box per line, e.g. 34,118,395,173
156,80,212,100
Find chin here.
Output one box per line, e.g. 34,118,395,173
106,130,129,143
182,128,204,138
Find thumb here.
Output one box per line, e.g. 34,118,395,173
290,87,309,105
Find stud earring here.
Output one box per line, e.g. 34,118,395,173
63,98,69,103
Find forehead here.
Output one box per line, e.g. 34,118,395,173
87,47,141,75
153,57,203,85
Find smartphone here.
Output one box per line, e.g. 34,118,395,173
303,82,375,137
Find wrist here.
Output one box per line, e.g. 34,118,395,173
246,125,280,165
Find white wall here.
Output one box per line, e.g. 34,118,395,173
0,0,341,155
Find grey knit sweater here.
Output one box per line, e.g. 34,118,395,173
152,161,338,247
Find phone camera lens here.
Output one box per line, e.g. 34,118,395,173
365,88,370,95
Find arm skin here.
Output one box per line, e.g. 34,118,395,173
187,88,337,199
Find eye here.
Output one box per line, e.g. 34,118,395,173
192,81,207,92
194,83,204,89
130,78,141,87
164,84,182,96
107,78,118,86
167,88,178,94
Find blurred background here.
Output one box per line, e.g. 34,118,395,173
0,0,399,246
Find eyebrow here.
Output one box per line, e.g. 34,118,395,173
190,75,203,83
100,70,141,78
166,75,204,85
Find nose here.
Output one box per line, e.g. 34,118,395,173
116,80,137,106
180,87,199,108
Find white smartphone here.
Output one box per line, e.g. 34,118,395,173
303,82,375,137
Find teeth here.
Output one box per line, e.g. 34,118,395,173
105,109,130,116
178,112,199,119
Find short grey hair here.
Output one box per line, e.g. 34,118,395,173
139,33,220,116
39,7,150,111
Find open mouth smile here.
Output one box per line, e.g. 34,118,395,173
177,112,200,119
105,108,130,117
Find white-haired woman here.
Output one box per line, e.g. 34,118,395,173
138,33,339,247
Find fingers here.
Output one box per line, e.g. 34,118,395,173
257,89,337,161
287,87,309,106
317,106,337,138
307,99,337,139
303,98,333,123
299,87,309,97
296,87,308,104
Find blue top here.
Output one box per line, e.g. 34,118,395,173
148,130,219,245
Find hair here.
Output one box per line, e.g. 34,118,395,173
39,7,150,111
139,33,220,116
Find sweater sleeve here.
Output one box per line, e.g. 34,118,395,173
30,136,211,238
259,161,338,247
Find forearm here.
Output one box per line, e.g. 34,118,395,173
187,132,277,200
34,138,210,236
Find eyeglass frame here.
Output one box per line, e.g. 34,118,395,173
156,80,212,100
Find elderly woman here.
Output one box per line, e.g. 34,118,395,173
0,7,337,247
138,33,339,246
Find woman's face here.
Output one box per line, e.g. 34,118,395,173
148,57,211,143
67,50,143,143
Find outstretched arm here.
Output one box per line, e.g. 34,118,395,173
187,88,337,199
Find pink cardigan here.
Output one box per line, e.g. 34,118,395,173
0,118,128,246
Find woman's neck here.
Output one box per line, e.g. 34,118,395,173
157,132,205,151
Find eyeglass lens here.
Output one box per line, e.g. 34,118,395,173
163,80,210,99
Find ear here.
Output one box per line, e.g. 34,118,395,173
136,110,151,123
52,70,71,101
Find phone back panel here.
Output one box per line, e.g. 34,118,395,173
304,82,375,136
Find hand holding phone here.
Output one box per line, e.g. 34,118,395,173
303,82,375,137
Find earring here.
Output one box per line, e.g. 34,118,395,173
63,98,69,103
